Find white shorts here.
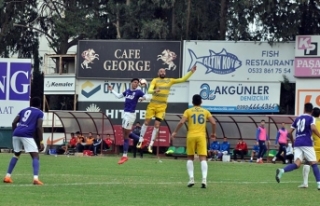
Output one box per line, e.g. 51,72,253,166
13,136,38,153
294,146,317,162
122,112,136,130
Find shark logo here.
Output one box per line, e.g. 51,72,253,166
187,49,242,75
81,81,101,98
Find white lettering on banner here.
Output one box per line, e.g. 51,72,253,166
105,109,147,119
0,76,6,93
0,106,14,114
10,71,29,94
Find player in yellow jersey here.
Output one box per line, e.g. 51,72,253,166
171,94,216,188
136,65,197,153
300,107,320,188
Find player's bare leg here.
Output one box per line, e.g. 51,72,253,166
186,155,195,187
137,119,151,148
118,128,130,164
147,120,161,153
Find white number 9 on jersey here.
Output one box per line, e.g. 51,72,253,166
22,110,32,122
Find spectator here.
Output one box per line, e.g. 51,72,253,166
85,132,94,150
250,143,260,162
217,137,230,160
62,132,77,154
129,122,144,158
255,120,270,164
285,139,294,164
103,134,113,150
76,131,85,152
272,122,288,164
233,138,248,161
208,136,220,161
92,134,102,156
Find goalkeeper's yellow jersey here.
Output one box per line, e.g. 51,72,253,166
147,71,193,105
312,117,320,147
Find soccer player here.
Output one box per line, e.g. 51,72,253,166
275,103,320,190
108,78,148,164
272,122,288,164
171,94,216,188
3,97,44,185
137,65,197,153
299,107,320,188
255,120,270,163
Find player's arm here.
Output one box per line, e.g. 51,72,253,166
147,79,160,94
255,128,260,143
37,113,44,151
107,85,124,98
311,124,320,138
171,65,196,84
171,111,188,138
11,115,20,131
208,115,216,137
275,131,280,145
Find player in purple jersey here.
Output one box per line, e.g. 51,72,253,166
3,97,44,185
108,78,148,164
275,103,320,190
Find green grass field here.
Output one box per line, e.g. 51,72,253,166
0,153,318,206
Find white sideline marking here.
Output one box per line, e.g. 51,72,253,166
0,180,304,187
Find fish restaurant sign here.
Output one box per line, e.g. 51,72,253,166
183,41,295,82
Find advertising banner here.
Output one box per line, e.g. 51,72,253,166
77,102,188,125
183,41,295,82
295,79,320,115
44,75,76,94
77,40,182,79
188,81,281,113
294,35,320,77
76,80,189,103
0,59,31,126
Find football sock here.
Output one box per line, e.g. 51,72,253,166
32,158,39,178
149,128,159,147
123,139,129,155
138,124,147,142
186,160,194,179
272,157,276,161
283,163,298,172
250,157,253,160
303,165,310,185
311,164,320,182
201,160,208,179
6,156,18,175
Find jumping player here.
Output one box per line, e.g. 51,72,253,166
3,97,44,185
137,65,197,153
275,103,320,190
108,78,148,164
171,94,216,188
299,107,320,188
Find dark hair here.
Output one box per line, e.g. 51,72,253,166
305,103,313,113
31,97,41,107
136,121,140,124
261,119,265,123
192,94,202,106
76,131,80,134
131,78,139,83
224,137,227,139
71,133,75,135
107,133,110,136
312,107,320,117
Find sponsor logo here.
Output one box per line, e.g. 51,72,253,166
46,81,73,88
86,103,101,112
187,49,242,75
297,36,318,55
81,49,99,69
81,81,101,98
157,49,177,71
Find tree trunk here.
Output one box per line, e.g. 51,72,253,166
114,3,121,39
171,6,176,38
219,0,229,40
186,0,191,40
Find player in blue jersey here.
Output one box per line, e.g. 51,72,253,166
3,97,44,185
275,103,320,190
108,78,148,164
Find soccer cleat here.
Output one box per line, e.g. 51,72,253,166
33,179,43,185
3,177,13,183
147,146,153,153
136,141,143,149
118,156,128,164
275,168,284,183
298,184,308,188
187,178,195,187
201,178,207,189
